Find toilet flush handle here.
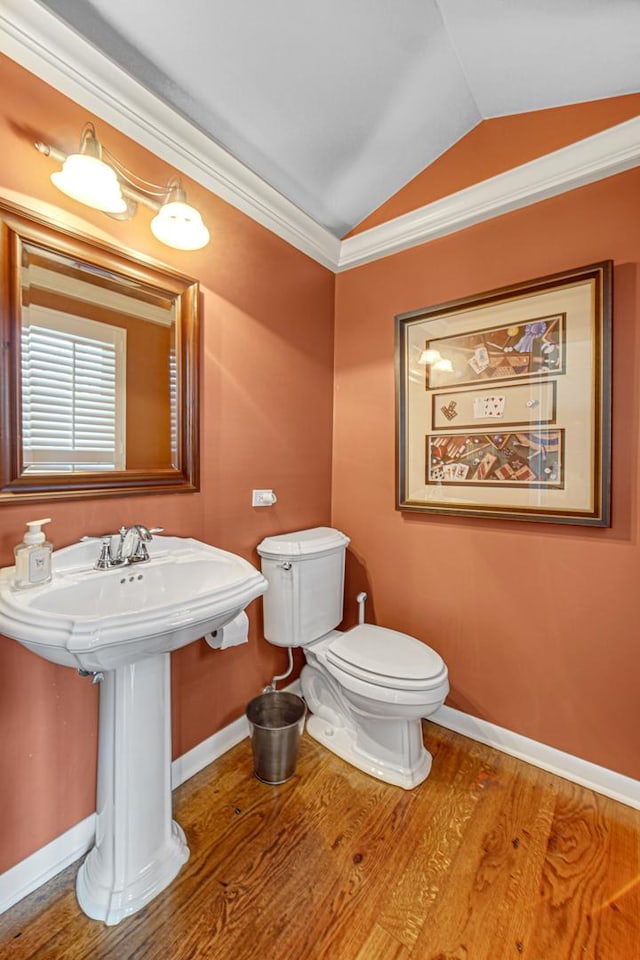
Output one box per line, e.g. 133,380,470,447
278,561,292,571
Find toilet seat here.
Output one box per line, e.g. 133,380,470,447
325,624,447,692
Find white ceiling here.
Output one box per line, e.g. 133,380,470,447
33,0,640,238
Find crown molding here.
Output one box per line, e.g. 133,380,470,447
338,115,640,270
1,1,638,275
0,0,341,270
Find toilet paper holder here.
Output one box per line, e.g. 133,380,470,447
205,609,249,649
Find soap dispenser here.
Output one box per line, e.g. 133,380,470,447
14,518,52,589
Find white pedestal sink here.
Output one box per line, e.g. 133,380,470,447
0,536,267,925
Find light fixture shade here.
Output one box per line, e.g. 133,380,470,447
51,154,127,214
150,200,210,251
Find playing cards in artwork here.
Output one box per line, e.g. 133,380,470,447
425,314,565,389
427,430,564,487
431,381,556,432
472,395,505,419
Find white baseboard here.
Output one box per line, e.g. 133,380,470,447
4,688,636,917
0,813,96,916
171,713,249,789
0,717,250,917
0,680,303,916
431,704,640,810
171,679,302,789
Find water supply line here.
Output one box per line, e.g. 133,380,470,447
356,591,367,625
263,591,367,692
78,668,104,684
263,647,294,692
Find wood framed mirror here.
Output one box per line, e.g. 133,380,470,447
0,200,200,504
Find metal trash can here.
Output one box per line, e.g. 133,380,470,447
246,691,306,784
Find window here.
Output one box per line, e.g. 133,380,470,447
21,307,126,473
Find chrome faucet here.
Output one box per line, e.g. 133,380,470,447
114,525,153,565
83,526,164,569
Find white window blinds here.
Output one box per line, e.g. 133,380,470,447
21,307,126,473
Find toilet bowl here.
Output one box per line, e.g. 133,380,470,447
257,528,449,789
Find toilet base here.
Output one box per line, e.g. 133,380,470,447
306,712,432,790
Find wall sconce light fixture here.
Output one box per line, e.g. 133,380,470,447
36,123,210,251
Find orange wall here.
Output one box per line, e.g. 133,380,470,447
0,55,335,873
348,94,640,234
333,167,640,781
1,48,639,883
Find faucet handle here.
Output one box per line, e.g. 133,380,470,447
80,533,124,569
130,540,151,563
95,536,116,570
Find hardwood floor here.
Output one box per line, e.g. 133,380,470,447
0,723,638,959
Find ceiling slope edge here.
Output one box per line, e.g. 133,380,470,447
0,0,341,270
2,2,638,275
338,116,640,271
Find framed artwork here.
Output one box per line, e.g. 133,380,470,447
395,261,612,525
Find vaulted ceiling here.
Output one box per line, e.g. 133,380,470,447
30,0,640,237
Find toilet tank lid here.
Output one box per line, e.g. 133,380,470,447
257,527,350,559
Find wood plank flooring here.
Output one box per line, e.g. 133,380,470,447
0,723,638,959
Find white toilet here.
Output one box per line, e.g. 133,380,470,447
257,527,449,789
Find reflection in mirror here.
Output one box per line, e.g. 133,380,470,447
0,200,200,503
20,243,177,474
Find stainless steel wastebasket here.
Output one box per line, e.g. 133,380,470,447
246,691,306,784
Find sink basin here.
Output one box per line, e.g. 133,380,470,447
0,534,268,925
0,535,267,670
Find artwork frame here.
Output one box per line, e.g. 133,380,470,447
395,262,612,525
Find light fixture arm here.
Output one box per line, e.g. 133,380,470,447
36,126,210,250
35,141,157,214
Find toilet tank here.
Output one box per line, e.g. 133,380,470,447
257,527,350,647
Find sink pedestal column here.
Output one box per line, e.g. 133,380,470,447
76,652,189,925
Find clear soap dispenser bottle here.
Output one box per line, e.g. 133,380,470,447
14,518,52,589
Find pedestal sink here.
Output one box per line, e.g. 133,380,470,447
0,535,267,925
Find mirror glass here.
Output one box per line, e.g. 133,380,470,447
0,201,200,503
